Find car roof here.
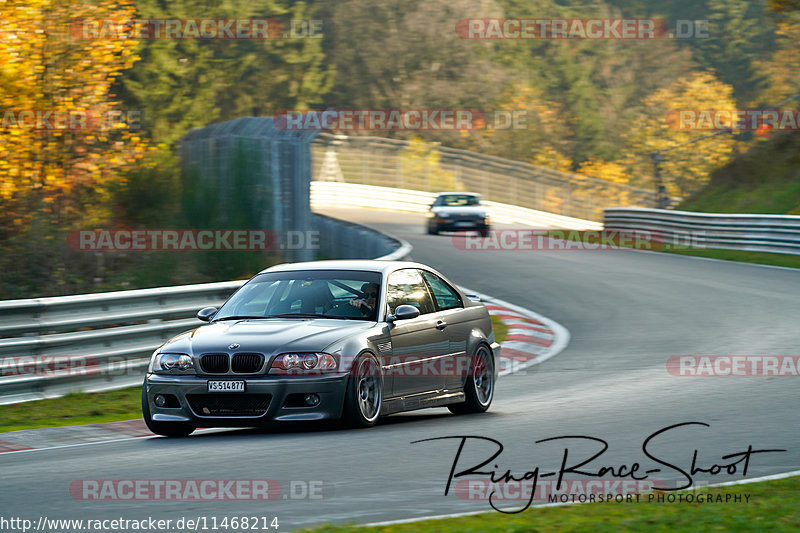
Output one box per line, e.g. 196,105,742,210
258,260,441,276
436,192,480,196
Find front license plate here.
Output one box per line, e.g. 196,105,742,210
454,221,474,227
207,380,245,392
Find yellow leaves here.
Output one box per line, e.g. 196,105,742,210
0,180,14,201
576,158,633,209
531,147,572,173
0,0,149,221
485,83,573,170
400,136,464,192
754,17,800,104
625,72,737,198
578,158,630,186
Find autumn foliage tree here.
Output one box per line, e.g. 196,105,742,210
476,84,573,171
0,0,149,235
576,158,633,209
755,15,800,104
399,137,463,192
624,72,737,198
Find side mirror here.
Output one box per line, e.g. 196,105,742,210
197,307,218,322
387,304,420,322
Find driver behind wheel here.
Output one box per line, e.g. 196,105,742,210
349,282,379,318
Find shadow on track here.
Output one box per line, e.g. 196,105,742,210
139,409,504,442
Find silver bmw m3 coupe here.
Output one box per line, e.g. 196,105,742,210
142,260,500,436
427,192,491,236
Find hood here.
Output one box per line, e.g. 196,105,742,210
159,318,375,357
432,206,487,217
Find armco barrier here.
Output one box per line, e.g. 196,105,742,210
0,281,245,404
311,133,656,221
604,207,800,255
311,181,603,231
0,216,410,405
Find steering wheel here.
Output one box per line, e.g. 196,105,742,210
327,303,365,318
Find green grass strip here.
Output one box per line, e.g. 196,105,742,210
296,475,800,532
490,315,509,344
0,387,143,433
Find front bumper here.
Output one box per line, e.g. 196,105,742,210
490,342,501,377
144,373,349,427
434,220,490,231
490,342,501,360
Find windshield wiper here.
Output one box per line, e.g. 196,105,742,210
212,315,264,322
266,313,361,320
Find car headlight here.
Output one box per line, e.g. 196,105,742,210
437,212,450,218
270,352,338,374
157,353,194,371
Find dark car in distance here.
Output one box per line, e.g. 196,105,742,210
427,192,491,236
142,260,500,436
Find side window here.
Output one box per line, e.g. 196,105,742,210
421,271,462,311
386,269,435,315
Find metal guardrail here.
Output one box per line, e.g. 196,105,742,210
604,207,800,255
0,217,410,405
311,182,603,231
312,133,657,221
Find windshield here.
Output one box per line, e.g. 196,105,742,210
214,270,382,321
436,194,481,207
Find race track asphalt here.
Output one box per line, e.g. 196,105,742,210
2,208,798,530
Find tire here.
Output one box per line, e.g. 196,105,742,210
342,354,383,428
428,223,439,235
479,228,490,237
448,345,495,414
141,382,194,437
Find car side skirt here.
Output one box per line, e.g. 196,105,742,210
381,389,465,415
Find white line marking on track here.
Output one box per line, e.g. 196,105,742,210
0,428,224,456
360,470,800,527
0,435,147,455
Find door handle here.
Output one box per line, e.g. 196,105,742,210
435,320,448,330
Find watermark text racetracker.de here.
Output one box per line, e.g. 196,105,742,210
67,229,319,251
69,18,323,40
456,478,659,504
1,109,141,131
276,109,484,131
667,109,800,132
453,478,749,504
456,18,709,40
668,355,800,377
0,355,99,378
68,479,325,501
276,109,533,131
452,229,705,251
